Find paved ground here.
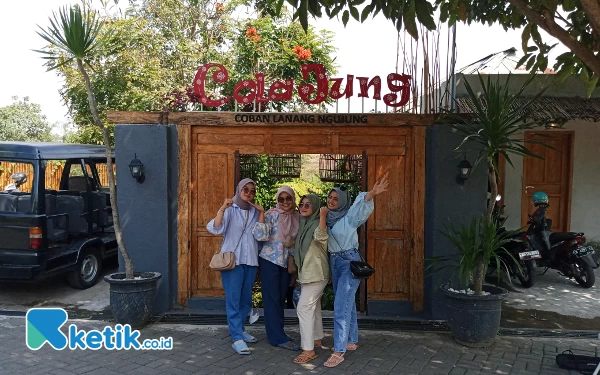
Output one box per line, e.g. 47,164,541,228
1,315,598,375
0,263,115,313
503,265,600,320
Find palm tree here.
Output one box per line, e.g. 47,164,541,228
447,73,548,295
35,4,134,279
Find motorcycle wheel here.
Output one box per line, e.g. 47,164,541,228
516,260,536,288
574,260,595,288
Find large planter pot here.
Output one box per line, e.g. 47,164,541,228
104,272,161,329
440,284,508,348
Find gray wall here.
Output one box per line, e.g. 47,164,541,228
115,124,178,314
424,125,488,320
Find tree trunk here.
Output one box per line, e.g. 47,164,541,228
77,58,134,280
473,160,498,296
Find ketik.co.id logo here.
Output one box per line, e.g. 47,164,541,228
26,308,172,350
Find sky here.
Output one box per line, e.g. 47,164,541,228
0,0,568,125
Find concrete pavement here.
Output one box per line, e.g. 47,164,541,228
0,314,598,375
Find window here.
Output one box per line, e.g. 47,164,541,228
94,162,117,187
0,161,35,212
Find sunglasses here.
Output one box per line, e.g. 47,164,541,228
333,184,348,191
298,202,312,209
242,187,256,195
277,195,293,203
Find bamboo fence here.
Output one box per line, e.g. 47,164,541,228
0,162,115,193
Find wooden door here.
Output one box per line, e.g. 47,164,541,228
521,131,574,232
184,122,425,312
190,135,237,297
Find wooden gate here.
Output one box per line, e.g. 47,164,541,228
175,113,429,312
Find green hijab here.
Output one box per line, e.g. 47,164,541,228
294,194,321,269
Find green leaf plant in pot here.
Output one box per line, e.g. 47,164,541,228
430,72,550,347
427,215,522,347
35,5,161,329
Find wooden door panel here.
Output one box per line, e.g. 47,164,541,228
193,234,225,295
522,132,573,232
367,238,409,297
367,149,412,301
373,155,407,231
194,153,230,229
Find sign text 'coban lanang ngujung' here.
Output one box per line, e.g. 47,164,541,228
193,63,411,108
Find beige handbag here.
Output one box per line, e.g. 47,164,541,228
209,209,249,271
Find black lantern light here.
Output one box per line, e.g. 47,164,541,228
128,154,145,183
456,157,472,185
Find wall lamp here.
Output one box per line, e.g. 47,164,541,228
128,154,145,183
456,157,472,185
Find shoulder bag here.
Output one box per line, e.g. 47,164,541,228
209,209,249,271
329,228,375,279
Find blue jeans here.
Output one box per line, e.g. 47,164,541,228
330,249,360,353
221,265,258,343
259,257,291,346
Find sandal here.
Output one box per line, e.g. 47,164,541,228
242,332,257,343
293,351,318,364
330,343,358,351
277,341,300,351
232,340,250,355
324,353,345,368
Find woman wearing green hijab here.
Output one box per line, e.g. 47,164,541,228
292,194,330,364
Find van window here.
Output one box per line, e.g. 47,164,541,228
95,162,117,187
0,161,35,212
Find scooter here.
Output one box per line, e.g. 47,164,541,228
489,195,540,288
3,172,27,193
526,203,598,288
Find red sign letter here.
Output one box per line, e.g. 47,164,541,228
298,64,329,104
384,73,411,107
329,75,354,99
193,63,232,107
357,76,382,100
233,79,257,105
268,79,294,101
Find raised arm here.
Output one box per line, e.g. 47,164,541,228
213,197,233,228
347,175,389,228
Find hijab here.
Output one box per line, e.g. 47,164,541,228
232,178,255,210
269,185,300,241
294,194,321,268
326,186,351,228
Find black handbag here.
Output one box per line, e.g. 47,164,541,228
330,230,375,279
350,257,375,279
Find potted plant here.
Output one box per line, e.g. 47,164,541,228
36,5,160,328
430,73,549,346
429,215,518,346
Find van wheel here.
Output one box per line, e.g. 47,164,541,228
67,248,102,289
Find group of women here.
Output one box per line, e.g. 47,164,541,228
206,175,388,367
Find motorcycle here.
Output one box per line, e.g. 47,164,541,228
488,195,540,288
3,172,27,193
526,204,599,288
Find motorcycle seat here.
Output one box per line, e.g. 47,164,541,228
549,232,583,244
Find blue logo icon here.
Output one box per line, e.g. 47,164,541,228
26,308,172,351
26,308,69,350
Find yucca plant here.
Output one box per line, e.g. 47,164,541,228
427,216,521,293
440,73,549,295
35,5,135,279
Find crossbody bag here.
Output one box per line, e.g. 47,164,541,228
209,209,249,271
329,227,375,279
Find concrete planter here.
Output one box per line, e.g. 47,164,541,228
440,284,507,348
104,271,161,329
